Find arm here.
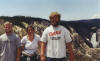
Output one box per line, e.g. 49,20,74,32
40,28,48,61
66,42,74,61
40,41,46,61
16,47,21,61
16,35,22,61
37,35,41,54
37,41,41,56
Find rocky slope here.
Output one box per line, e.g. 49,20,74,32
0,16,100,61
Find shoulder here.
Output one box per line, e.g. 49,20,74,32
42,25,52,34
45,25,52,30
12,33,19,37
12,33,21,40
59,25,70,33
35,34,40,41
0,33,6,39
21,35,27,40
35,34,40,38
21,35,27,43
0,33,6,37
59,25,67,30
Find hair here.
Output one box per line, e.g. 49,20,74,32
26,25,34,32
49,12,61,18
4,21,13,26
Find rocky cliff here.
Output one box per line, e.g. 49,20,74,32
0,16,100,61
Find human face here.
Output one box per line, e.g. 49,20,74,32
50,15,60,27
4,23,13,34
27,27,34,36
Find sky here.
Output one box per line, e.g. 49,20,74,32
0,0,100,21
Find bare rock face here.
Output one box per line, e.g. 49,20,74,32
87,48,100,61
73,48,100,61
0,19,5,35
72,32,100,61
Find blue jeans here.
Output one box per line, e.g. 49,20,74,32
46,57,66,61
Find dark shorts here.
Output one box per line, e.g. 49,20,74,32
20,53,40,61
20,55,37,61
46,57,66,61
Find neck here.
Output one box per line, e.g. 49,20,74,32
6,31,12,35
28,34,34,41
52,25,59,27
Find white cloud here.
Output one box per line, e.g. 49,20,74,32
90,14,100,19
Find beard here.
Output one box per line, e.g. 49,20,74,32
51,21,60,27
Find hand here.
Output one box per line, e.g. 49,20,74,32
16,58,20,61
69,58,74,61
41,55,46,61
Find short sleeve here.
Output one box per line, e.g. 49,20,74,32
16,35,21,48
40,28,48,42
0,36,2,41
36,34,40,42
0,36,2,48
64,29,72,43
37,35,40,41
21,36,26,46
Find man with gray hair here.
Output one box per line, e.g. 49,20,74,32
0,21,21,61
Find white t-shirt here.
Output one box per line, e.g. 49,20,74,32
40,25,72,58
21,34,40,55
